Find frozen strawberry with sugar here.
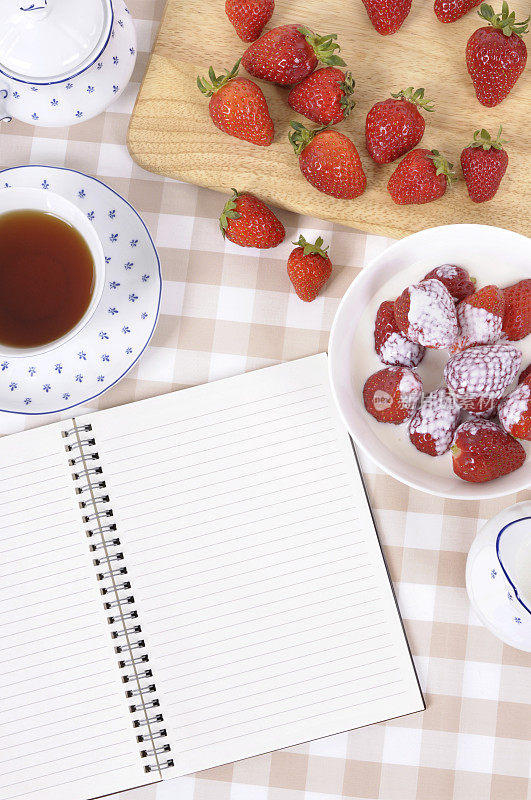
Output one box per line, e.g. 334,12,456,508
422,265,476,302
409,388,462,456
444,343,522,413
453,284,505,351
451,420,526,483
374,301,425,367
363,367,422,424
394,279,458,349
502,279,531,341
499,382,531,440
518,364,531,385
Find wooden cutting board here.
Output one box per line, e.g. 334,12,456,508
128,0,530,239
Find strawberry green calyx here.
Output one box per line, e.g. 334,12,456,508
428,150,457,185
477,2,529,37
219,188,241,237
298,26,346,67
468,125,508,150
390,87,435,112
293,235,330,258
340,71,356,116
197,60,241,97
288,121,327,155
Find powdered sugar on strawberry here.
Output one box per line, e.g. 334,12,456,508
444,343,522,412
455,302,503,349
499,382,531,437
409,388,462,455
379,332,425,367
397,279,459,349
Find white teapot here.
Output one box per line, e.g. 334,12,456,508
467,501,531,652
0,0,136,127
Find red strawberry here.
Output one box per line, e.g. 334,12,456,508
374,301,425,367
388,148,456,205
466,2,528,107
518,364,531,384
287,236,332,302
453,284,505,350
289,122,367,200
219,189,285,248
434,0,481,23
451,419,526,482
461,126,509,202
444,342,522,412
197,60,274,146
288,68,356,125
363,367,422,424
499,381,531,440
242,24,345,87
365,87,434,164
502,279,531,340
422,265,476,302
362,0,412,34
394,279,459,349
409,388,462,456
225,0,274,42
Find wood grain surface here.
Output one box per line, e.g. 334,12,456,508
128,0,530,238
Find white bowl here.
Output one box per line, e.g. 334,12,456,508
328,224,531,500
0,187,105,358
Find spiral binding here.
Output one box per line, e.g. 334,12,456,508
63,419,174,776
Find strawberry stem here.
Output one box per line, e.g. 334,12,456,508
197,59,241,97
288,121,327,155
219,188,242,237
477,2,529,37
298,26,346,67
428,150,458,186
292,235,329,258
390,87,435,112
468,125,507,150
340,71,356,117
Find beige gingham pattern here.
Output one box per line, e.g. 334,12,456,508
0,3,529,799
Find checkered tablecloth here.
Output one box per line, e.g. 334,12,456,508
1,2,529,799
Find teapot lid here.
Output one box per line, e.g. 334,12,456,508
0,0,113,85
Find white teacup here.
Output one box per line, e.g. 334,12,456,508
0,187,105,357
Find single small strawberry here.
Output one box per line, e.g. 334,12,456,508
394,279,459,349
451,419,526,482
374,300,425,367
242,24,345,87
388,148,456,205
225,0,274,42
409,388,462,456
518,364,531,384
362,0,412,34
289,122,367,200
499,381,531,440
363,367,423,424
444,342,522,412
288,68,356,125
219,189,285,248
453,284,505,350
466,2,529,107
287,236,332,302
197,60,274,146
461,126,509,202
502,279,531,340
422,265,476,302
434,0,481,23
365,87,435,164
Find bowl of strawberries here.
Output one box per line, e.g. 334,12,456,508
328,223,531,498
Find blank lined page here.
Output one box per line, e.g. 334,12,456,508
89,354,424,777
0,423,151,800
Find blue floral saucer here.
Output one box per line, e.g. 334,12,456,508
0,166,161,414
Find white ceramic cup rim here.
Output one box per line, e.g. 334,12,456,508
0,186,105,358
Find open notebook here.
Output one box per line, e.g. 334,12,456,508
0,353,424,800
